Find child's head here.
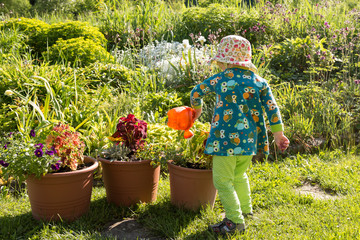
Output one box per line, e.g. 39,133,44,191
209,35,257,72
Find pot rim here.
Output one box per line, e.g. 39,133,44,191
167,160,212,172
97,157,153,165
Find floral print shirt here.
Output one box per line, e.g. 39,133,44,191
190,67,283,156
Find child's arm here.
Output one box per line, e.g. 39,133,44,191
190,74,218,120
259,79,290,152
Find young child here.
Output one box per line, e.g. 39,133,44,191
190,35,290,235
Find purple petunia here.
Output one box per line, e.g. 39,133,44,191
51,161,61,171
0,160,9,167
34,143,44,149
3,144,7,149
51,145,57,154
45,150,55,156
30,129,36,137
34,148,43,157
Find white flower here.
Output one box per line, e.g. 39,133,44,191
4,90,14,96
197,36,206,45
182,39,190,49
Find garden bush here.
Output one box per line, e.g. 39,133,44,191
236,11,276,46
46,21,107,49
0,18,50,55
0,0,31,15
175,4,239,42
81,63,134,89
31,0,101,16
275,83,354,152
142,91,184,119
45,37,114,66
268,36,334,83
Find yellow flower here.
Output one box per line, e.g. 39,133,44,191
107,136,124,142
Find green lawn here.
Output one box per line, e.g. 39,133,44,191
1,152,360,239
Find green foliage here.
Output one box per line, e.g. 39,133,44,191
0,128,59,182
45,37,114,66
81,62,134,89
165,121,212,169
142,91,183,118
269,36,335,83
275,82,355,153
32,0,101,15
176,4,238,41
46,20,107,49
236,11,275,46
0,17,50,54
98,0,176,50
0,0,31,15
0,28,28,60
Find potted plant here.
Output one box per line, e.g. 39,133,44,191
0,122,98,221
166,121,217,211
97,114,161,207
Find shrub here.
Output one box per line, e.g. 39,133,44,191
176,4,238,42
236,11,275,46
142,91,184,118
82,63,134,89
268,36,335,83
31,0,100,15
0,18,50,55
0,0,31,15
47,21,107,49
45,37,114,67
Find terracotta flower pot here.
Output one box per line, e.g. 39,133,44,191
167,160,217,211
98,158,160,206
26,156,98,221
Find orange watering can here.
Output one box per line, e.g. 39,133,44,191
167,106,195,139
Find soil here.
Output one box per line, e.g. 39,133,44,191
295,181,339,200
102,218,166,240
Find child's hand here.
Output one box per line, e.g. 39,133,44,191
273,132,290,152
193,107,202,121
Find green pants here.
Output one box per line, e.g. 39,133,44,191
212,155,253,224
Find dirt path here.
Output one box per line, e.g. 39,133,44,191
102,218,166,240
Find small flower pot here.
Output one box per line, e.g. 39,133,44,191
26,156,98,222
98,158,160,206
167,160,217,211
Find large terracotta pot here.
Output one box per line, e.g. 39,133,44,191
26,156,98,221
167,160,217,211
98,158,160,206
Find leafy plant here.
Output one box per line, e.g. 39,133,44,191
82,62,134,89
142,91,183,118
46,20,107,48
176,4,238,42
166,121,212,169
45,37,114,66
0,18,50,55
45,122,86,171
0,122,85,182
269,36,335,83
100,114,148,161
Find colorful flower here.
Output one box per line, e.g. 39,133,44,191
30,129,36,137
0,160,9,167
45,150,55,156
35,143,44,149
34,148,43,157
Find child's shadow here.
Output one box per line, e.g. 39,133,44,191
137,200,217,239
